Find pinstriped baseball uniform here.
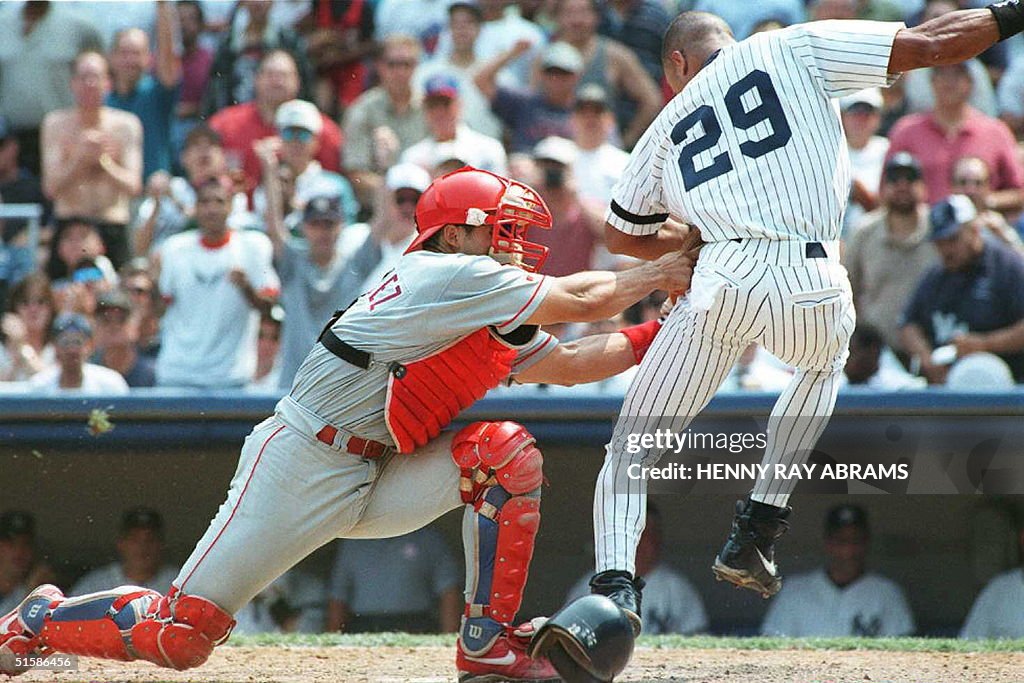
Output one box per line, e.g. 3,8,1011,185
595,20,904,575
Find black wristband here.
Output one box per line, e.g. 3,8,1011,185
989,0,1024,41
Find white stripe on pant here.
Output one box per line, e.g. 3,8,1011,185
594,239,856,575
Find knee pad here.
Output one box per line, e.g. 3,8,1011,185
452,421,544,504
39,586,234,671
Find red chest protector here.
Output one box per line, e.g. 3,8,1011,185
385,327,517,453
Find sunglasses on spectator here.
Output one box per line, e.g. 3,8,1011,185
953,176,986,187
394,190,422,206
281,127,315,143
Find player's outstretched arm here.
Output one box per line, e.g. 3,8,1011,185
888,5,1013,74
523,249,696,326
605,220,702,262
515,329,641,386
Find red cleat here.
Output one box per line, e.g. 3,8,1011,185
457,619,560,683
0,584,64,677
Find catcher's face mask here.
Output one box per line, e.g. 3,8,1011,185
486,181,552,273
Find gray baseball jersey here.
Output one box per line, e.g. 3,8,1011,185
286,250,557,446
607,20,904,243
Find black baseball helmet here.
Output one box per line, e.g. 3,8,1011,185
527,595,635,683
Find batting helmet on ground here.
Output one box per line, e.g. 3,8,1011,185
527,595,635,683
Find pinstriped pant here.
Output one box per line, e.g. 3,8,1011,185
594,239,856,575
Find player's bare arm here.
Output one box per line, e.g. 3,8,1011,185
604,219,701,262
524,248,696,326
888,5,1012,74
515,323,656,386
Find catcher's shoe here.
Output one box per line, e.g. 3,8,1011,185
457,619,559,683
712,497,791,598
588,570,645,636
0,584,64,677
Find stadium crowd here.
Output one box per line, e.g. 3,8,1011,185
1,0,1023,397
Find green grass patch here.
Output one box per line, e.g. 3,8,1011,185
226,633,1024,653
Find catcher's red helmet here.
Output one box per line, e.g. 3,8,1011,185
407,166,552,272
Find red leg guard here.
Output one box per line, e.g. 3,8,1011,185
452,421,542,502
486,496,540,624
38,586,235,671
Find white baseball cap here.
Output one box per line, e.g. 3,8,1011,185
385,162,432,192
275,99,323,134
533,136,578,166
839,87,883,111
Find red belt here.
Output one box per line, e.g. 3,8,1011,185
315,425,389,458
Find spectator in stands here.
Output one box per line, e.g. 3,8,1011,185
342,35,428,207
47,217,118,286
996,49,1024,137
155,177,279,388
0,511,55,616
413,1,503,139
401,75,507,175
886,62,1024,208
209,50,344,196
435,0,547,90
902,1,999,118
259,159,377,388
91,288,155,388
809,0,858,20
841,88,888,234
566,502,708,635
133,125,258,257
761,505,915,637
570,84,628,216
106,3,182,179
843,325,925,389
950,156,1024,253
476,41,581,153
328,526,461,633
0,115,48,237
28,313,129,395
692,0,805,39
528,136,598,277
551,0,661,149
42,51,143,270
119,260,160,360
374,0,450,50
248,307,283,391
901,195,1024,384
234,568,327,634
355,163,432,289
72,507,179,596
844,154,937,357
304,0,377,115
598,0,671,84
173,0,213,160
0,1,103,175
0,274,56,382
961,516,1024,639
252,100,359,224
202,0,314,116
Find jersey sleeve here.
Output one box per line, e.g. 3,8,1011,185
606,120,670,235
442,256,553,334
509,329,558,375
782,20,904,97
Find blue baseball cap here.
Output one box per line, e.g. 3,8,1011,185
929,194,977,241
424,73,460,100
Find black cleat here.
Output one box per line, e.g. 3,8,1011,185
712,497,791,598
589,570,645,635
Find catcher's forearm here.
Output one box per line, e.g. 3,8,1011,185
516,333,637,386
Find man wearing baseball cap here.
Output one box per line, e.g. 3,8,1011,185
72,507,179,596
27,313,130,395
91,288,156,387
901,194,1024,384
401,74,507,176
264,191,378,389
762,505,915,637
840,87,888,232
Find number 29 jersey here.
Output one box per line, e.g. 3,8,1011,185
607,20,903,243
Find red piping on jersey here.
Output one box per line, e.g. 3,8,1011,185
199,231,233,249
512,334,553,368
178,423,285,591
497,276,546,330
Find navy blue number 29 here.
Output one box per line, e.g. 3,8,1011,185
672,69,792,190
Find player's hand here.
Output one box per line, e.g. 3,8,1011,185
650,249,695,294
679,223,703,253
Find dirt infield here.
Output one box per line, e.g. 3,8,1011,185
21,645,1024,683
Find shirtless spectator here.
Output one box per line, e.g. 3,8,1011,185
41,51,142,270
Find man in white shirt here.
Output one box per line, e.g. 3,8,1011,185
841,88,890,234
761,505,915,637
570,84,628,217
401,74,507,176
71,507,179,596
961,519,1024,639
28,314,129,395
155,177,280,388
566,503,707,635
